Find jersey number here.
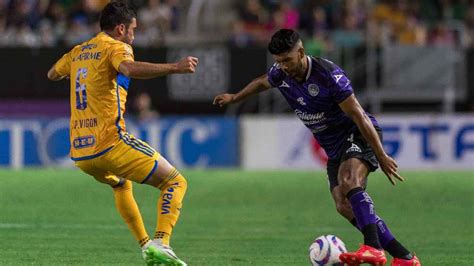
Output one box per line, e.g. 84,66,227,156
75,68,88,110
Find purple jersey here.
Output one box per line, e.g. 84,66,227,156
267,56,379,159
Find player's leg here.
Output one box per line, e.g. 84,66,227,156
336,159,419,265
112,179,151,247
74,160,150,247
327,158,357,222
337,158,387,265
105,135,187,265
338,158,382,249
331,186,354,221
348,130,419,264
141,154,187,247
100,135,187,246
331,186,415,261
136,154,187,266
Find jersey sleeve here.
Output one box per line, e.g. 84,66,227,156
54,52,72,77
109,43,135,72
267,63,286,87
328,69,353,103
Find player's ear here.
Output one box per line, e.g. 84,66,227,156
297,47,304,60
116,24,126,36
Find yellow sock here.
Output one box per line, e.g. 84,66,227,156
113,180,150,247
154,169,187,246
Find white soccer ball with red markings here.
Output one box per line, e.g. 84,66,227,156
309,235,347,266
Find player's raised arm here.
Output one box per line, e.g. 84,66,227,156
118,56,199,79
213,74,272,107
339,95,405,185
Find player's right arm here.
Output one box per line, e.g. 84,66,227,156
118,57,199,79
110,42,198,79
213,74,272,107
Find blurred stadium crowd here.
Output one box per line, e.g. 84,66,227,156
0,0,472,49
232,0,474,56
0,0,180,47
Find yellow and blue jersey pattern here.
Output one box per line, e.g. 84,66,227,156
54,32,141,160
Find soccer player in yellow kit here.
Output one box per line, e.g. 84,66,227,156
47,2,197,265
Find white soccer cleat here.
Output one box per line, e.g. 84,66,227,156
142,239,187,266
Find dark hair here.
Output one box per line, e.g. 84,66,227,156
99,1,137,31
268,29,301,55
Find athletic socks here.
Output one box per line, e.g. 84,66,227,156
346,187,382,249
112,180,150,246
350,215,412,259
112,169,187,248
375,215,394,247
139,236,151,247
385,239,413,260
154,170,188,246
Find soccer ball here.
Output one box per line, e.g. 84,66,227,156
308,235,347,266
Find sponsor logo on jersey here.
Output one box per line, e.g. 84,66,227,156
72,51,102,62
297,97,306,105
294,109,326,125
73,135,96,149
80,44,97,51
308,84,319,96
346,143,362,153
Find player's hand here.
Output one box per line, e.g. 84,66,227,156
213,93,235,107
175,56,199,73
378,154,405,185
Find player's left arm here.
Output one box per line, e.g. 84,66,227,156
47,64,65,81
339,95,405,185
47,52,71,81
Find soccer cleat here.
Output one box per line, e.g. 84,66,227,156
339,244,387,266
390,255,421,266
142,240,187,266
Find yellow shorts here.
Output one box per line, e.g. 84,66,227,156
74,134,160,186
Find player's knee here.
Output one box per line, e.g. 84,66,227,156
156,169,188,192
338,174,352,194
339,173,361,192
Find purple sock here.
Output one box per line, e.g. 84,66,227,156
351,216,395,248
375,215,395,248
347,187,376,228
347,187,381,249
350,216,410,258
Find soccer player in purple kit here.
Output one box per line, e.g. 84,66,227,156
213,29,421,266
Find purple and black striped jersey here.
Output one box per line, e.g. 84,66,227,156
267,56,379,159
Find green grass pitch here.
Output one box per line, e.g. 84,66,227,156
0,169,472,265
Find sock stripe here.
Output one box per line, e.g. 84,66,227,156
154,231,168,239
138,236,150,247
158,169,180,189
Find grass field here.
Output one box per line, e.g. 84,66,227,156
0,169,472,265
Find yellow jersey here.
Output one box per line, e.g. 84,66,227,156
54,32,134,161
